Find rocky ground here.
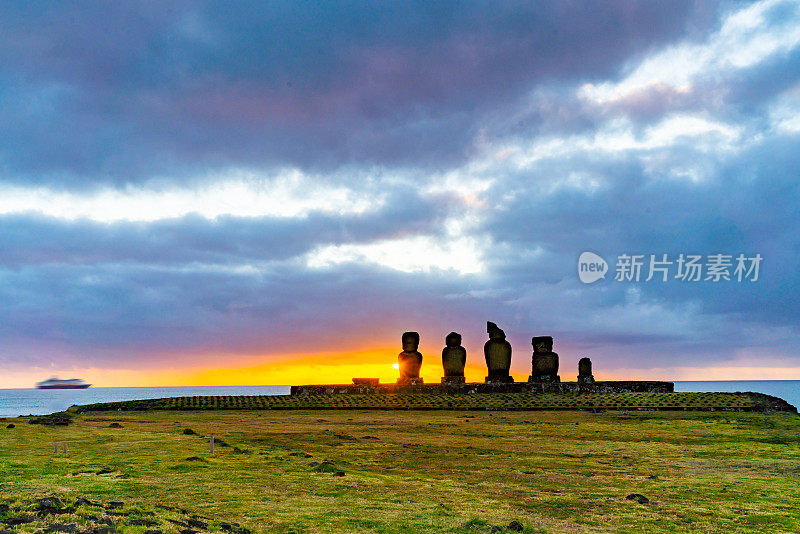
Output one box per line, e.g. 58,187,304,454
0,494,250,533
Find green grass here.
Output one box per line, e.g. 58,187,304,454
74,391,791,413
1,409,799,532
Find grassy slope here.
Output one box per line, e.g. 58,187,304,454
1,410,799,533
74,391,794,412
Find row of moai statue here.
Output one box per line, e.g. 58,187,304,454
397,321,595,385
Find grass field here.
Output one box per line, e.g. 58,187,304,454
1,408,799,533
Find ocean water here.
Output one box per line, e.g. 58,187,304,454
0,386,290,418
674,380,800,410
0,381,797,418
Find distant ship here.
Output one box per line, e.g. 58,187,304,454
36,377,91,389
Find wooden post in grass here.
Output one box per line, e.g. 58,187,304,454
63,442,68,454
54,443,59,454
210,434,214,455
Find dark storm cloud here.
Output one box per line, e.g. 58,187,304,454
0,0,704,186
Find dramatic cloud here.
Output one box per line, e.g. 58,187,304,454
1,0,799,385
0,0,702,186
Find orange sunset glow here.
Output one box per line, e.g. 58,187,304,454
4,348,800,390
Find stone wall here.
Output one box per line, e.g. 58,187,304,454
289,380,674,396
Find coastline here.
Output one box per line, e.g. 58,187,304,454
2,381,799,418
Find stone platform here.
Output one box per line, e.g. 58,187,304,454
289,380,674,396
74,391,797,413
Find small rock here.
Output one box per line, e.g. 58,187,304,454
308,462,320,467
37,497,63,508
74,498,102,507
108,423,122,428
184,456,207,462
333,471,346,477
6,424,14,429
647,475,658,479
507,520,524,531
35,497,74,516
220,522,251,534
128,518,159,527
182,428,196,435
626,493,649,504
3,515,35,526
43,522,79,533
27,413,72,426
187,518,208,529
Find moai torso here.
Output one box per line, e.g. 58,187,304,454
442,332,467,377
530,336,560,382
484,322,512,381
578,357,594,384
398,331,423,383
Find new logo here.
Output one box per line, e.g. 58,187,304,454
578,251,608,284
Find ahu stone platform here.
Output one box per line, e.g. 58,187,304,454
290,380,675,396
73,391,797,413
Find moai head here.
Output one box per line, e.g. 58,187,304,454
487,321,506,340
578,357,592,376
532,336,553,353
445,332,462,347
402,331,420,352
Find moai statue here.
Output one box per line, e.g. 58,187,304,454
578,357,594,384
397,331,423,385
529,336,560,383
441,332,467,384
484,322,513,383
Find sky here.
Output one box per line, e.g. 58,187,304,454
1,0,799,387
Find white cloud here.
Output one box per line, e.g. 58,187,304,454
306,232,486,275
0,168,384,222
770,87,800,133
501,113,743,172
580,0,800,104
